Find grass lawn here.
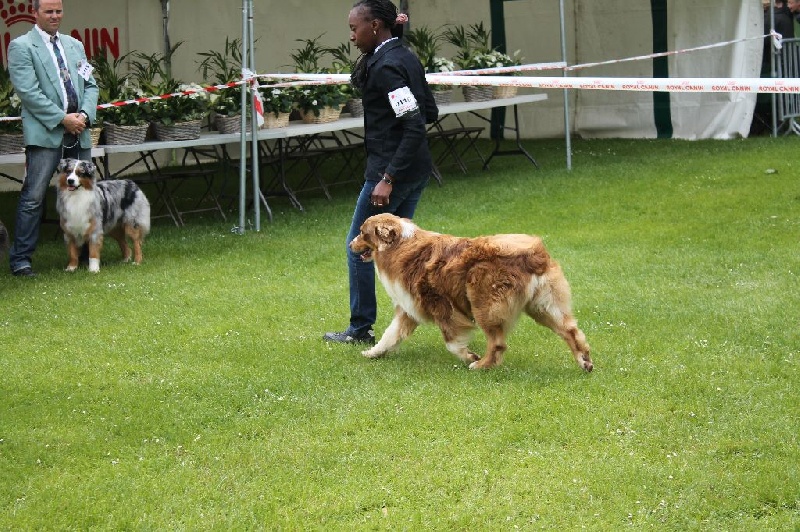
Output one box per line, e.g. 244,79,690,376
0,137,798,529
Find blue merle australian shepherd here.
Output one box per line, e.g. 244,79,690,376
56,158,150,273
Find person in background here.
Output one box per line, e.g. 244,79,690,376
323,0,438,345
7,0,98,277
762,0,795,77
753,0,795,135
788,0,800,33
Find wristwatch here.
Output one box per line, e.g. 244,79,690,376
381,173,394,185
78,111,90,126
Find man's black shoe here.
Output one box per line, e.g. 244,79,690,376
323,330,376,345
12,266,36,278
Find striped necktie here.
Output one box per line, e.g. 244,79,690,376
50,35,78,113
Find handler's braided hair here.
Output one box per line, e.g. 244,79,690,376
350,0,405,91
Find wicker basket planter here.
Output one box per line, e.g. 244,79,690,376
0,133,25,154
298,105,343,124
214,113,242,134
493,85,518,99
346,98,364,117
263,112,290,129
102,123,149,145
90,127,102,146
433,89,453,107
153,119,202,141
462,85,493,102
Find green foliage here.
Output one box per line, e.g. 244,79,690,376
0,65,22,133
198,37,244,117
443,22,522,71
326,42,356,74
289,35,350,113
258,83,295,116
293,84,347,115
0,138,798,529
404,25,445,72
91,49,150,126
129,43,210,125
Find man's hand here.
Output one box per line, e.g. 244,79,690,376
62,112,87,135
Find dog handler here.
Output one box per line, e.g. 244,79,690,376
324,0,438,344
7,0,98,277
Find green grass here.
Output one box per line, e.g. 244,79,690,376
1,137,798,529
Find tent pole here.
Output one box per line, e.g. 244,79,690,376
237,1,248,234
770,0,777,137
247,0,262,232
559,0,572,170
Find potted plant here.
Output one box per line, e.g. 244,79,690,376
327,42,362,117
131,44,211,140
0,66,24,154
405,25,455,106
198,37,245,133
443,22,523,101
259,83,295,129
289,36,348,124
91,49,151,145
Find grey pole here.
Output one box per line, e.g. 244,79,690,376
247,0,262,232
237,0,248,234
559,0,572,170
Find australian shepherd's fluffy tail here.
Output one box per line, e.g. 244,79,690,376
56,158,150,273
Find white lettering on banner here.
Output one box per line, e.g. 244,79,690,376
388,86,418,117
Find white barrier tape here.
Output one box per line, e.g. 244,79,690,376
0,116,21,122
436,61,567,76
566,31,779,72
265,71,800,94
423,74,800,93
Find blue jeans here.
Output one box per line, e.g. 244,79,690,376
344,176,430,336
9,143,90,273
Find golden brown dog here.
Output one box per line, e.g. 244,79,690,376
349,213,593,371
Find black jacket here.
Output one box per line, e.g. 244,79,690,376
361,39,438,183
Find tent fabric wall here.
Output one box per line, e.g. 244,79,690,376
574,1,763,139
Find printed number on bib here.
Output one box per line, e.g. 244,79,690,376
388,86,418,117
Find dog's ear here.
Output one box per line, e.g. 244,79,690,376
375,223,397,245
57,159,70,174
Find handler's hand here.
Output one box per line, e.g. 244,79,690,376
370,179,392,208
62,113,87,136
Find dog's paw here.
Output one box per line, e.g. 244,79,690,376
362,348,387,359
89,258,100,273
468,358,492,370
65,265,77,272
580,355,593,372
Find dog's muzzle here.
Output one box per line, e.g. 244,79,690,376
349,237,373,262
66,177,80,191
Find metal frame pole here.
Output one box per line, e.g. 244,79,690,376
769,0,778,137
559,0,572,170
237,0,248,234
247,0,261,232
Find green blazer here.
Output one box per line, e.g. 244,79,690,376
8,27,99,150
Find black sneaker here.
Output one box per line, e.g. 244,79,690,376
323,329,376,345
12,266,36,278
